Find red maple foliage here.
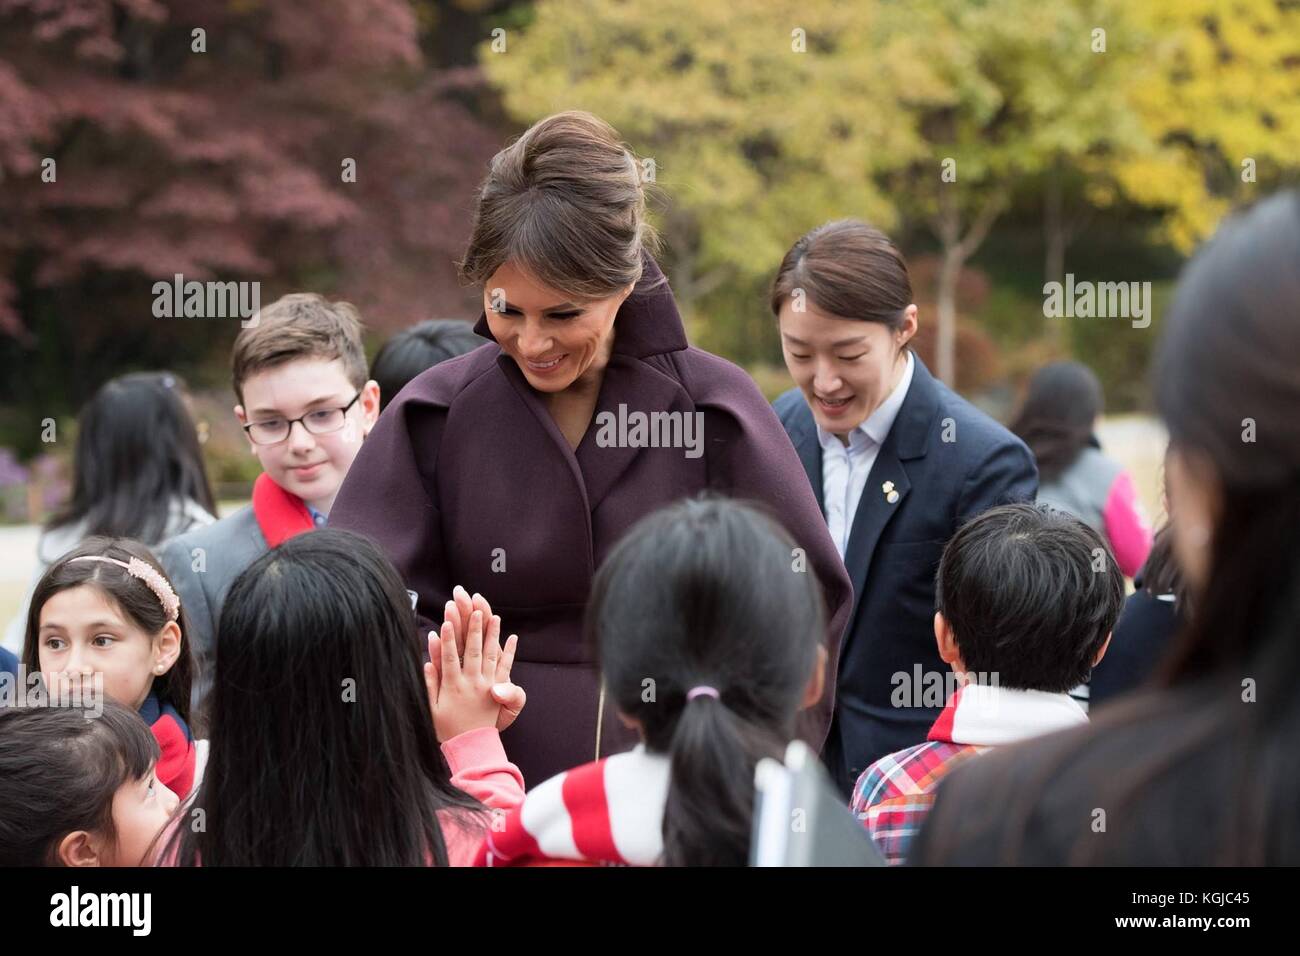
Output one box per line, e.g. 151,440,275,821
0,0,501,382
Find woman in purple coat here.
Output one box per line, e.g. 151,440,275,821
329,112,852,785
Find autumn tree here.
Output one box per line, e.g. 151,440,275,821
0,0,500,445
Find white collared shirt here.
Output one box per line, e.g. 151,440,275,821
817,350,915,559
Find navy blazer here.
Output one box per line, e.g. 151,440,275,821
775,355,1037,796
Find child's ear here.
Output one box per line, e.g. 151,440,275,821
360,379,381,434
58,830,103,867
153,621,182,676
799,644,828,710
234,405,256,453
1092,631,1113,667
934,612,959,665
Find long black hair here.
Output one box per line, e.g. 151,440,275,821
23,536,194,730
0,701,160,866
1009,361,1104,482
161,529,484,866
1088,190,1300,862
46,372,215,547
585,496,826,866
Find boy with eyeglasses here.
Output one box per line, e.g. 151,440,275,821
157,294,382,717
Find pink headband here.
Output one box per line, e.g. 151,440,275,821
68,555,180,622
686,686,720,702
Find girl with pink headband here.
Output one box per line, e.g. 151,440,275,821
22,536,197,802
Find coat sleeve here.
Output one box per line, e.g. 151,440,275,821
328,392,452,641
686,354,854,750
956,434,1039,525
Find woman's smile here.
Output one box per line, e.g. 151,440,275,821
523,353,569,375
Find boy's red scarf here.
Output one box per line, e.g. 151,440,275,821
252,472,316,547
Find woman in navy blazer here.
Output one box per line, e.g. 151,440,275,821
770,220,1038,796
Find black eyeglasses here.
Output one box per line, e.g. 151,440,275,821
243,392,362,445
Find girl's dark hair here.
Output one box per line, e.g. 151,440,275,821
1009,361,1104,483
23,536,194,729
1152,192,1300,684
459,110,662,301
0,701,159,866
372,319,483,412
1137,450,1185,605
585,496,825,866
1137,525,1184,605
162,528,483,866
46,372,215,546
769,219,913,328
931,190,1300,865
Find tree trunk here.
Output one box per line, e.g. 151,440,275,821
1044,165,1066,351
937,247,962,387
1045,168,1066,286
929,185,1007,388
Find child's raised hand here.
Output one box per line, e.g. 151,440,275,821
424,609,525,742
443,585,495,660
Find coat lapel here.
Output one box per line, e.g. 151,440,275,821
785,401,825,515
471,253,693,514
841,355,941,626
575,356,691,511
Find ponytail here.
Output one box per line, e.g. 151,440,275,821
588,495,825,866
661,692,789,866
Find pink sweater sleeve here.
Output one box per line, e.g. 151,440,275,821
1103,471,1153,578
441,726,525,808
438,726,526,866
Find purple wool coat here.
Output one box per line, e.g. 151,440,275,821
329,259,853,786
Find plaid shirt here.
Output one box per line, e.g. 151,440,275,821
850,683,1089,864
849,740,988,865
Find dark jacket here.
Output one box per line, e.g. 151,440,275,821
775,356,1037,795
328,258,853,785
1088,569,1182,709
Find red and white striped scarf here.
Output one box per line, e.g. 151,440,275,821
475,746,671,867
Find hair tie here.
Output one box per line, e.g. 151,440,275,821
686,686,720,702
67,556,180,622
